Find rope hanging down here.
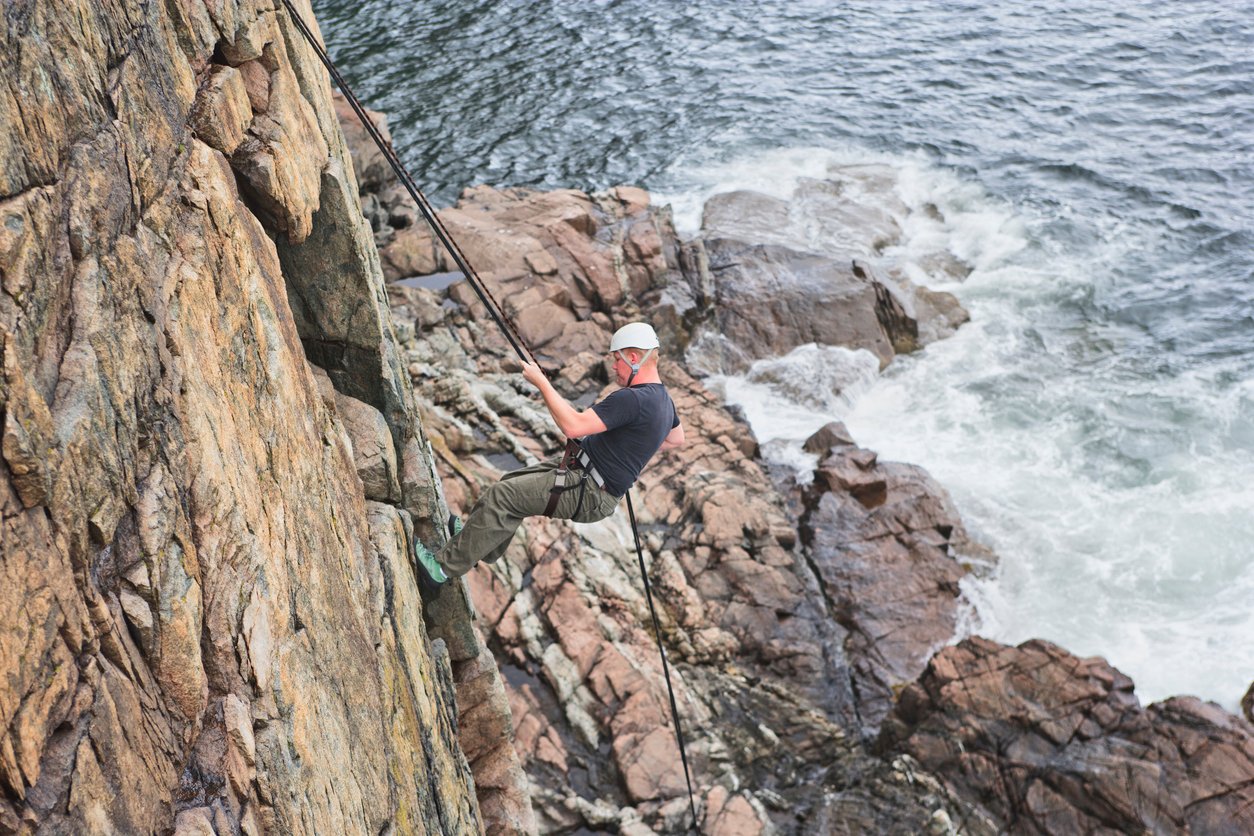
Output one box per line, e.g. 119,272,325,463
277,1,700,828
278,0,535,367
626,491,701,828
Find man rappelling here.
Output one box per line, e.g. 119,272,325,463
276,1,702,816
414,322,685,585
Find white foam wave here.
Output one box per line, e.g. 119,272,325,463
708,344,880,479
892,160,1030,275
663,143,1254,710
658,145,900,235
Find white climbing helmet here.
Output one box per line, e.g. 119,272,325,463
609,322,660,352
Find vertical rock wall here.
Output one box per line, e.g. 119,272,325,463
1,0,482,832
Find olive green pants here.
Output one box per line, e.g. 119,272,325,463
438,457,621,578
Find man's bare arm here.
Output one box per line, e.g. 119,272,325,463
659,422,685,450
521,362,609,439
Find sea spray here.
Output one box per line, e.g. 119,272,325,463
706,344,882,483
690,146,1254,710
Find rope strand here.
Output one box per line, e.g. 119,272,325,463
279,0,537,366
626,490,701,830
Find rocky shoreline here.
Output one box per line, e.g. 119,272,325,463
344,96,1254,834
2,1,1249,832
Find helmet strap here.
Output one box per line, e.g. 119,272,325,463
617,348,654,386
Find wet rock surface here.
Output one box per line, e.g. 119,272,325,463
800,423,991,736
695,238,906,370
882,637,1254,835
686,179,969,373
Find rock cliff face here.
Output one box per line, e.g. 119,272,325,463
1,1,491,833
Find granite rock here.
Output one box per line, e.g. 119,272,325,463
1,1,484,832
800,428,989,734
690,179,969,368
882,637,1254,835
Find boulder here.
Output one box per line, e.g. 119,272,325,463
696,237,903,369
701,190,794,249
913,283,970,344
331,156,685,339
694,177,970,362
701,170,906,262
550,319,610,359
814,448,887,509
802,421,856,455
792,172,905,254
802,446,979,732
608,185,652,216
882,638,1254,835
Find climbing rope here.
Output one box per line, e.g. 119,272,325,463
278,0,536,367
277,1,700,828
626,490,701,829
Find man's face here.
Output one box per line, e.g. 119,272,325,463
610,350,641,386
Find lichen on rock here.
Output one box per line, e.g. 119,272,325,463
1,1,490,832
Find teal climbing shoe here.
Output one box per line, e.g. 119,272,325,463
414,540,448,586
448,514,463,538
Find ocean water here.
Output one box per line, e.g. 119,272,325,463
312,0,1254,709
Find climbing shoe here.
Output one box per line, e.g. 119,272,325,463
448,514,463,538
414,540,448,586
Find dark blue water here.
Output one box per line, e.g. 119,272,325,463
312,0,1254,706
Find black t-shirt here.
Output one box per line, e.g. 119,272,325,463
580,383,679,497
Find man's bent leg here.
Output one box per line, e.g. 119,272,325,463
482,458,559,564
438,461,557,577
569,482,621,525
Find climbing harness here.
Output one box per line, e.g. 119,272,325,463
277,1,699,828
544,441,586,518
542,439,593,518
